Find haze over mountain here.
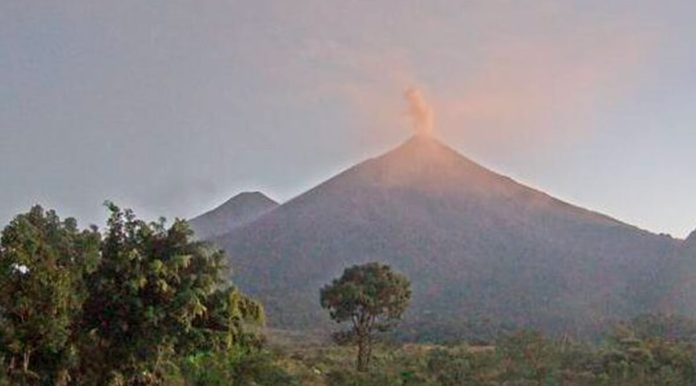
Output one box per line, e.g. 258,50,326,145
188,191,278,240
206,135,689,338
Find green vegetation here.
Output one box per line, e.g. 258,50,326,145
2,205,696,385
320,262,411,371
0,204,268,385
263,322,696,386
0,206,99,384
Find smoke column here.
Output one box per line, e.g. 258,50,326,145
405,88,434,136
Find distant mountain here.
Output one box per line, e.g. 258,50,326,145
686,229,696,249
209,136,685,339
189,191,278,240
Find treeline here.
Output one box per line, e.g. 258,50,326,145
0,204,274,385
272,317,696,385
4,205,696,385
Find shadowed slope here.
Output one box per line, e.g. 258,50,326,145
189,191,278,240
212,136,680,338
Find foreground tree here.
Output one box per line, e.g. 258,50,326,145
0,206,100,384
320,262,411,371
78,202,264,385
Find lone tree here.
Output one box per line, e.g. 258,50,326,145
320,262,411,371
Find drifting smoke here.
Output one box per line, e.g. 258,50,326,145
405,88,434,136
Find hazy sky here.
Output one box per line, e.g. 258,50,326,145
2,1,696,237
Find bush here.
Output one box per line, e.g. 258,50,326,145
181,349,299,386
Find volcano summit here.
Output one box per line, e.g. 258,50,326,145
205,136,687,338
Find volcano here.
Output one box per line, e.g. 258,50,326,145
189,191,278,240
209,136,683,338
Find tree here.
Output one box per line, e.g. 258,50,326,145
0,206,100,384
320,262,411,371
181,286,266,355
79,202,264,385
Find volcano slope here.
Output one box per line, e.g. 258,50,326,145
189,191,278,240
211,136,684,339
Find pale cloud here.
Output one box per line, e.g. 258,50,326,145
258,1,663,150
435,19,659,149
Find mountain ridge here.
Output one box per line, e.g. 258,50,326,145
207,135,684,338
216,136,634,241
189,191,278,240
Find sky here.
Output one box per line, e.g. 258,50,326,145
1,0,696,238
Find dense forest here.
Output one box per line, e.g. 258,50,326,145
2,205,696,385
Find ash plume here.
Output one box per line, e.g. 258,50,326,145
405,88,434,136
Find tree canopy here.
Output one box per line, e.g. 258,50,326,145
0,206,100,384
320,262,411,371
0,204,265,385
